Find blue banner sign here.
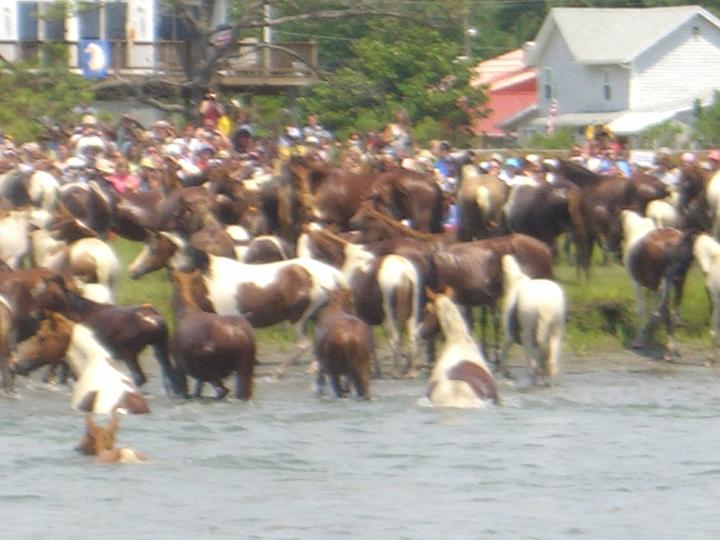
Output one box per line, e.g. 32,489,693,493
80,39,110,79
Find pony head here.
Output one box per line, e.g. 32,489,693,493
77,413,119,456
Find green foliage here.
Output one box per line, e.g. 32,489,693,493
298,19,487,144
638,119,683,149
692,91,720,147
0,59,92,142
522,126,577,150
248,95,290,138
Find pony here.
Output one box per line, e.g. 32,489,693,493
298,226,420,377
692,233,720,366
621,210,695,360
499,254,565,385
171,270,256,400
77,413,148,464
314,289,373,399
128,231,349,373
419,288,499,408
0,209,30,269
456,169,509,240
11,311,150,414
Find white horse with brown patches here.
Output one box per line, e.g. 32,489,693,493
12,312,149,414
693,233,720,366
499,254,565,386
128,231,349,372
419,289,498,407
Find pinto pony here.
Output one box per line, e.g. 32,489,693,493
12,312,150,414
621,210,695,360
77,413,148,464
420,289,499,408
499,255,565,385
314,289,374,399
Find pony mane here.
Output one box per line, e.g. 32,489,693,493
501,254,528,292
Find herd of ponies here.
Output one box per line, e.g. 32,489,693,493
3,153,720,458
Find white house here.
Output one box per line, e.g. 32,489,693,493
0,1,315,86
519,6,720,140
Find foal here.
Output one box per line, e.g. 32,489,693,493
499,255,565,386
420,289,499,408
77,413,148,464
314,289,374,399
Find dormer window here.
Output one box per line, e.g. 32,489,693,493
603,70,611,100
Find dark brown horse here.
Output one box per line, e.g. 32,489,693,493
314,289,373,399
171,271,256,400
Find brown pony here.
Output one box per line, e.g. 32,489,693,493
77,413,148,464
314,289,373,399
170,270,256,400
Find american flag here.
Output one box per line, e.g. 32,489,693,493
546,98,558,135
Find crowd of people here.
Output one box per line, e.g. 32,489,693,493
1,92,719,208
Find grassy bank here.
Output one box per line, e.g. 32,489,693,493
112,237,712,357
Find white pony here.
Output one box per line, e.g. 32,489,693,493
30,229,120,299
12,312,149,414
645,189,680,229
693,233,720,365
499,254,565,386
0,210,30,269
422,289,498,407
705,170,720,239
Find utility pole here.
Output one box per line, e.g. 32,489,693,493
262,2,272,77
462,1,476,61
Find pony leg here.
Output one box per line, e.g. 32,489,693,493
193,379,204,399
211,380,229,400
316,369,326,397
329,373,345,398
710,300,720,367
491,305,501,366
631,281,646,348
274,321,311,378
381,315,402,378
122,355,147,388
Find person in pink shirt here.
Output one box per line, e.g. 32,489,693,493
106,158,141,193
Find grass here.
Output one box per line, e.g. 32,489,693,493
112,237,714,357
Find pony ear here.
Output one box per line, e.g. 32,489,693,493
425,287,436,301
443,286,455,300
85,414,96,433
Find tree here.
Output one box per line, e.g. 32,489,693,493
0,50,93,142
296,19,487,144
692,92,720,148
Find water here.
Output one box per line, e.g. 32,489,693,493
2,357,720,539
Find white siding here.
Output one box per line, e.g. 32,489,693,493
536,30,630,115
631,15,720,110
0,0,17,40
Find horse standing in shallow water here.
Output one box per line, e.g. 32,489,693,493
11,311,150,414
420,289,499,408
499,255,565,386
171,271,256,400
314,289,373,399
621,210,695,360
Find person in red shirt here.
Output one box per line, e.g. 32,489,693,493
106,158,141,193
198,90,225,130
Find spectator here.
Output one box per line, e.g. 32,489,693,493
302,114,331,142
106,158,141,194
198,89,225,130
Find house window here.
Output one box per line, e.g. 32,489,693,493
603,70,611,100
44,10,65,42
157,5,199,40
78,2,100,39
18,2,39,41
105,3,127,40
544,68,554,100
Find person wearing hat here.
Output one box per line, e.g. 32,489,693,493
708,150,720,172
198,89,225,130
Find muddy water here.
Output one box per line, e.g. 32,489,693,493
2,354,720,539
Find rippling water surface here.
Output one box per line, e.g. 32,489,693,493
3,358,720,539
